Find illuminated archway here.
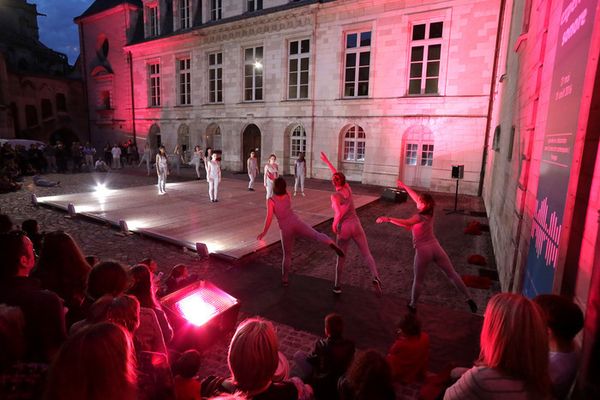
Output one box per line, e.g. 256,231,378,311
241,124,261,173
148,124,161,149
401,125,435,189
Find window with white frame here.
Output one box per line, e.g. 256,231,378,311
288,39,310,99
344,31,371,97
148,5,159,36
291,126,306,157
421,144,434,166
408,21,443,95
211,0,222,21
180,0,191,29
148,63,161,107
405,143,418,165
343,125,366,162
247,0,262,12
209,52,223,103
244,46,263,101
177,57,191,105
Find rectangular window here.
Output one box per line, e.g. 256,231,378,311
288,39,310,99
408,21,443,95
180,0,191,29
149,6,159,36
211,0,222,21
178,57,191,105
148,63,161,107
247,0,263,12
344,31,371,97
421,144,434,166
405,143,418,165
244,46,263,101
208,52,223,103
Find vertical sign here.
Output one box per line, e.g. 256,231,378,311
523,0,598,298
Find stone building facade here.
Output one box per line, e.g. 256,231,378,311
76,0,502,193
0,0,87,144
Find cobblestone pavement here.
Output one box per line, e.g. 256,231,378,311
0,165,499,399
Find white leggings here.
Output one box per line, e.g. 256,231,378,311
335,217,379,286
157,168,167,192
294,175,305,193
280,217,334,281
248,173,256,189
208,179,219,201
411,240,470,305
265,179,274,199
139,155,151,174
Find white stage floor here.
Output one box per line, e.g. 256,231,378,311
36,178,378,260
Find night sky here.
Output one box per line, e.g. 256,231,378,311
35,0,94,65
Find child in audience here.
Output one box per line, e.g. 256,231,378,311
70,294,140,336
338,349,395,400
444,293,550,399
173,350,202,400
534,294,584,400
83,260,129,312
386,312,429,384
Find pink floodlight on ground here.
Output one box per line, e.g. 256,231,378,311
176,293,219,326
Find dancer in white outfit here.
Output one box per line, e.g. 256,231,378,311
189,145,204,179
111,144,122,169
377,180,477,313
257,177,344,286
294,152,306,197
264,154,279,199
138,143,152,175
172,145,184,176
206,153,221,202
247,151,259,191
156,146,169,195
320,152,382,295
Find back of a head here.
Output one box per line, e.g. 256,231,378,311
0,231,28,279
480,293,549,395
37,231,90,279
273,177,287,195
325,313,344,339
228,318,279,393
0,214,14,233
87,261,128,300
45,322,137,400
128,264,157,308
0,304,26,368
346,349,393,400
533,294,584,343
332,172,346,188
21,219,39,236
173,349,202,379
107,295,141,333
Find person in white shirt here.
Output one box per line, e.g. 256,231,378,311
156,145,169,195
189,146,205,179
111,144,122,169
206,153,221,202
263,154,279,199
294,152,306,197
138,143,152,176
247,151,259,191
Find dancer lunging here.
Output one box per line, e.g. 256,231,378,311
247,151,259,191
376,180,477,313
263,154,279,199
320,152,382,295
156,145,169,195
294,152,306,197
257,177,344,286
206,153,221,202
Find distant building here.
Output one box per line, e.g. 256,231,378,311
0,0,88,145
76,0,502,193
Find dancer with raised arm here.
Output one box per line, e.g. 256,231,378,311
156,145,169,195
206,153,221,202
320,152,382,295
247,151,259,191
294,152,306,197
189,146,204,180
257,177,344,286
376,180,477,313
138,143,152,175
264,154,279,199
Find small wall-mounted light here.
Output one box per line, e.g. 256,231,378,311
67,203,76,218
195,242,209,259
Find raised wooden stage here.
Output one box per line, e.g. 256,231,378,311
36,178,378,260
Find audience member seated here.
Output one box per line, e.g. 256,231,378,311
173,350,202,400
444,293,551,399
386,312,429,384
21,219,43,256
70,294,140,337
32,175,60,187
293,313,355,400
128,264,174,344
202,317,313,400
139,257,164,286
162,264,198,296
0,231,66,363
44,322,138,400
338,349,395,400
534,294,584,400
84,260,129,311
31,231,91,327
0,214,14,233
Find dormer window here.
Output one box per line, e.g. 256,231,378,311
180,0,191,29
147,4,159,37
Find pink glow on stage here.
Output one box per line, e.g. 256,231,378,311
176,294,218,327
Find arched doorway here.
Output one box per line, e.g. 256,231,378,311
177,124,190,161
401,125,435,189
148,124,161,149
242,124,261,172
205,123,221,151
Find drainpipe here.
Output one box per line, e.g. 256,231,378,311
78,22,92,144
478,0,507,197
309,6,317,177
128,51,137,145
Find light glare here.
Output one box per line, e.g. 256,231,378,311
176,293,218,326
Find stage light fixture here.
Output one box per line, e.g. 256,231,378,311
195,242,209,258
160,280,240,352
67,203,76,217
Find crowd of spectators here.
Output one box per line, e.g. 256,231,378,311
0,213,586,399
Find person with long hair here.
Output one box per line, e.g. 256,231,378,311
138,142,153,175
294,152,306,197
257,177,344,286
190,145,205,179
156,145,169,195
207,152,221,202
444,293,551,399
320,152,382,295
339,349,395,400
263,154,279,199
128,264,174,344
376,180,476,313
247,151,259,191
45,322,138,400
31,230,91,326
